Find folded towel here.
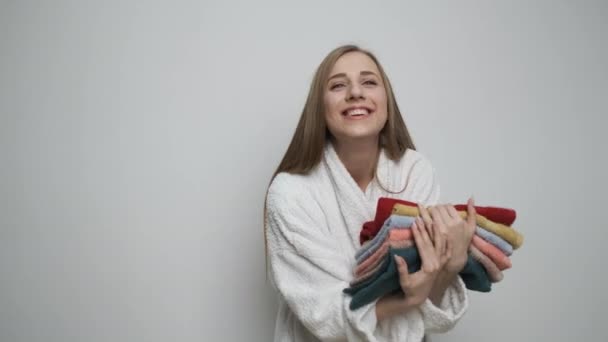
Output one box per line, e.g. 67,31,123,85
355,215,415,263
475,226,513,256
360,197,518,245
345,247,421,298
345,247,491,310
350,239,415,287
391,203,516,254
459,256,492,293
391,202,523,249
472,235,512,270
469,244,503,282
355,229,413,276
465,212,523,249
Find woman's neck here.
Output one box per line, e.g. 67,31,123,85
332,137,380,192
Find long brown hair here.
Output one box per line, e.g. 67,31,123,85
264,45,416,262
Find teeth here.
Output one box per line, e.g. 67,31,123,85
346,108,369,116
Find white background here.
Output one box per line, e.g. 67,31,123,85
1,1,607,341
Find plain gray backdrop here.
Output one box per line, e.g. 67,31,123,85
1,0,607,341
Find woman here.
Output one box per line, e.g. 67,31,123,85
264,45,477,341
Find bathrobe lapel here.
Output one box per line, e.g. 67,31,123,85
322,142,407,250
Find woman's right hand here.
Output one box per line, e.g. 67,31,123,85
394,216,451,307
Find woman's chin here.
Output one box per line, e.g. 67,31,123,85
334,130,382,143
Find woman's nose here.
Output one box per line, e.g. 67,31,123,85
346,83,364,101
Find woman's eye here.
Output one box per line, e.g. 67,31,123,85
363,80,378,86
330,83,345,90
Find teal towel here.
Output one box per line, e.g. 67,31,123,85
347,247,421,310
344,247,418,296
345,248,491,310
461,256,492,292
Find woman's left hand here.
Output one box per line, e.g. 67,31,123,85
418,198,477,273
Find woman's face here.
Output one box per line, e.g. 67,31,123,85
323,51,388,143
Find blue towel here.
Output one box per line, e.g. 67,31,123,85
476,227,513,256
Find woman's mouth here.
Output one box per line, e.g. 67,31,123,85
342,107,373,120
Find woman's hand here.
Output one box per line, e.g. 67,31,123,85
393,216,451,307
418,198,477,273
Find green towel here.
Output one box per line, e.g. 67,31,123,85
461,256,492,292
347,247,421,310
343,255,390,295
345,248,491,310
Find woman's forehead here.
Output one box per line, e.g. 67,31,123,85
330,52,380,76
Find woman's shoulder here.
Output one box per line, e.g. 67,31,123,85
268,172,308,197
376,147,439,202
394,148,436,175
266,170,322,209
397,148,440,204
402,147,432,164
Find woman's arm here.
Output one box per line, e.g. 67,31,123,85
429,270,458,306
376,293,417,321
402,158,470,334
377,268,458,321
377,215,452,319
413,202,475,333
266,181,382,341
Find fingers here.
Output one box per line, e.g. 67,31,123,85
412,220,439,274
441,238,453,265
447,205,461,222
429,216,445,257
394,254,410,290
429,206,447,235
413,220,432,249
439,205,462,243
417,203,434,236
466,197,477,234
437,205,452,225
424,212,449,268
466,197,477,224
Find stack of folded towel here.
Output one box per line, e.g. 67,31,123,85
343,197,524,310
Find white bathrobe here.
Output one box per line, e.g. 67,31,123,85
265,142,468,341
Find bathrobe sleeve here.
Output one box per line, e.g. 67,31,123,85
266,176,387,341
403,155,469,333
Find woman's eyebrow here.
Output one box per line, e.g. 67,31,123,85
360,71,380,78
327,73,347,82
328,71,379,82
